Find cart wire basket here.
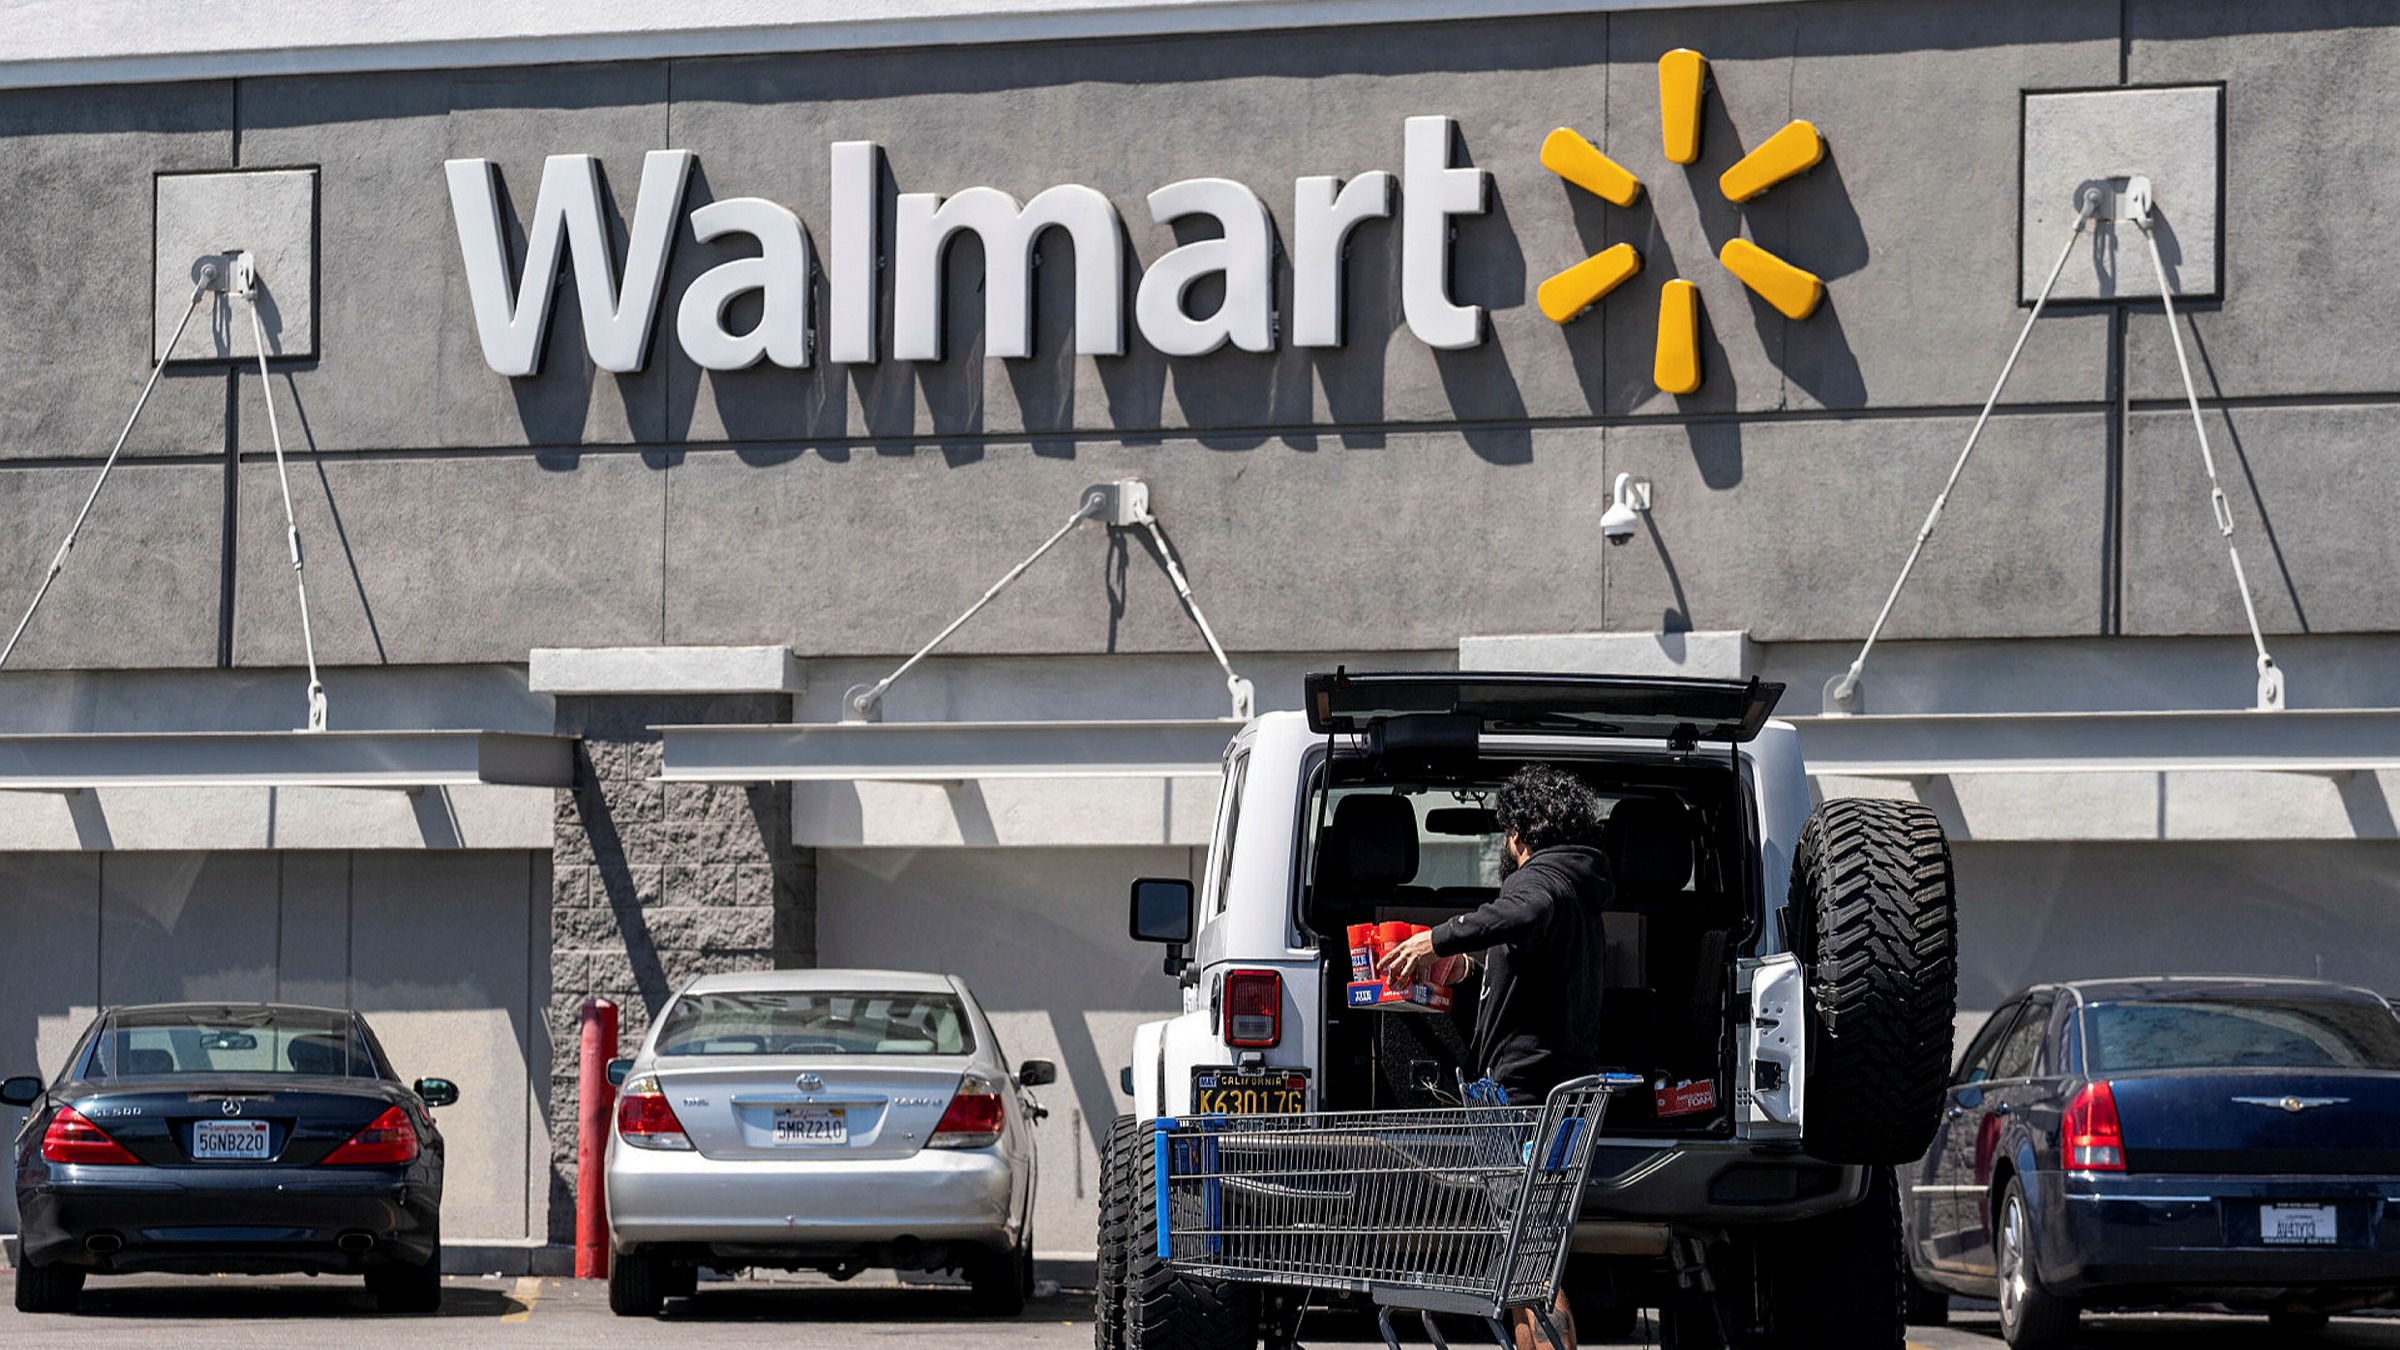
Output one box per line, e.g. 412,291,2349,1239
1153,1074,1629,1349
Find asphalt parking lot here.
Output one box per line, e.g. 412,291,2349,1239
5,1276,2398,1349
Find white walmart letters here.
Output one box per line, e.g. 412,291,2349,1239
446,118,1492,375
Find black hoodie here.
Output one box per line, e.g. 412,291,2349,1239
1428,843,1610,1101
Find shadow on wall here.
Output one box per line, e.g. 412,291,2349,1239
1950,840,2400,1011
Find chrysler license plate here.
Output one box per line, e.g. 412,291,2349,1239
2261,1203,2338,1246
772,1106,847,1145
192,1119,272,1160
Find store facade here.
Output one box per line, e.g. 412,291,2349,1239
4,0,2400,1267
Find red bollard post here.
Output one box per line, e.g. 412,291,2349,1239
576,997,619,1280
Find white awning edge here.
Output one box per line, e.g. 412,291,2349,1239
658,719,1240,783
1789,709,2400,778
0,730,575,790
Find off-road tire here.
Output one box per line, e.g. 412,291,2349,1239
1126,1121,1255,1350
1905,1276,1952,1326
1996,1179,2078,1349
608,1247,667,1317
1096,1115,1140,1350
1790,798,1958,1166
12,1259,84,1313
1743,1166,1906,1350
367,1237,443,1314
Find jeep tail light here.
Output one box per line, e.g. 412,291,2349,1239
322,1105,421,1165
42,1106,140,1165
928,1071,1006,1150
1225,969,1283,1048
2063,1080,2125,1172
615,1074,692,1151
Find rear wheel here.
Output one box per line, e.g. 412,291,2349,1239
967,1243,1028,1317
1995,1180,2078,1349
1096,1116,1137,1349
1790,798,1959,1166
1904,1277,1951,1326
608,1247,667,1318
367,1236,443,1315
1126,1120,1255,1350
1741,1167,1906,1349
12,1258,84,1314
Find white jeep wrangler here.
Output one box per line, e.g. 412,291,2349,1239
1095,671,1958,1349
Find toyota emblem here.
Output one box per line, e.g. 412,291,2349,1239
795,1073,825,1095
219,1099,243,1117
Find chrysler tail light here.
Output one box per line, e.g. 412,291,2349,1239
928,1071,1006,1149
615,1074,693,1151
1225,969,1283,1048
322,1105,421,1165
2062,1080,2126,1172
41,1106,140,1165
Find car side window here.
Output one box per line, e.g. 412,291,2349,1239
1954,1001,2022,1086
1990,996,2054,1082
1205,751,1250,916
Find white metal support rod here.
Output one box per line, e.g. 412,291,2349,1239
1137,513,1255,720
241,269,329,731
2133,219,2285,712
1825,198,2097,714
0,274,215,669
846,498,1102,720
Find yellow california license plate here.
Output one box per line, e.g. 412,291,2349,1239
1192,1069,1309,1115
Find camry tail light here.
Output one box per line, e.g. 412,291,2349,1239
322,1105,421,1165
2063,1080,2126,1172
928,1071,1006,1150
615,1074,692,1151
42,1106,140,1165
1225,969,1283,1048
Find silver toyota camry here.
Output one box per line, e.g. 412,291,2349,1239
602,969,1052,1317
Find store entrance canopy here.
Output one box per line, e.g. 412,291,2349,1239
0,730,575,791
1792,708,2400,777
656,719,1239,783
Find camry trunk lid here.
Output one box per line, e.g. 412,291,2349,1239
648,1058,967,1161
2110,1070,2400,1175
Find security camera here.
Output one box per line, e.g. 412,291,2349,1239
1600,473,1650,546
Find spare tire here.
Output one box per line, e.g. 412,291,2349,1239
1789,798,1958,1166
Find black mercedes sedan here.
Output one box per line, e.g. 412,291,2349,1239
1903,977,2400,1347
5,1002,457,1314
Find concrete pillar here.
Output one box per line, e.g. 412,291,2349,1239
541,691,815,1241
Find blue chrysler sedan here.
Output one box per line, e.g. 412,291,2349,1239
1903,977,2400,1347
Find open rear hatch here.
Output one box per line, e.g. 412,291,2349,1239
1305,670,1784,746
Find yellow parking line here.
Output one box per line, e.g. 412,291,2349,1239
500,1275,544,1323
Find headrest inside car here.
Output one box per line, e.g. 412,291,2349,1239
286,1034,349,1075
1602,797,1697,896
1327,793,1421,892
123,1047,176,1076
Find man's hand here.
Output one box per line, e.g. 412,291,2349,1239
1378,929,1438,986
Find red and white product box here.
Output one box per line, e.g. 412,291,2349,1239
1653,1077,1718,1118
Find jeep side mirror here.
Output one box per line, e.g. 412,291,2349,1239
606,1058,633,1088
0,1075,41,1107
1130,877,1195,976
1017,1059,1058,1088
414,1077,460,1108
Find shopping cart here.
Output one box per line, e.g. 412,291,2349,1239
1152,1074,1631,1349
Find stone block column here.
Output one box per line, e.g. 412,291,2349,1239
532,648,812,1242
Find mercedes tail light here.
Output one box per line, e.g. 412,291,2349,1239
928,1071,1006,1149
615,1074,692,1151
1225,969,1283,1048
2062,1080,2126,1172
321,1105,421,1165
41,1106,140,1165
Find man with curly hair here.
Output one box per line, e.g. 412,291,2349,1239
1379,762,1611,1348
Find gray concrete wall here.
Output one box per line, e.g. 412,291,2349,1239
546,692,812,1241
0,2,2394,668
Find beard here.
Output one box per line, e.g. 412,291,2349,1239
1498,850,1523,879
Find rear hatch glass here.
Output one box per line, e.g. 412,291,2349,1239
1305,671,1783,743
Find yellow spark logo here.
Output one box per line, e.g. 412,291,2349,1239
1537,48,1828,394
